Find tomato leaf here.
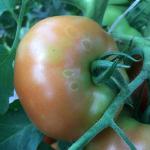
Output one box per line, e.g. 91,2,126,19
0,101,43,150
0,45,14,114
0,0,16,15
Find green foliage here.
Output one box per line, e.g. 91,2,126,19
0,101,43,150
0,45,13,114
0,0,16,15
37,142,53,150
0,0,18,114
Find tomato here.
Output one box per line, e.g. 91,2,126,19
14,16,125,141
86,114,150,150
103,5,141,36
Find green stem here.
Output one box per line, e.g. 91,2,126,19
68,117,109,150
110,120,136,150
112,33,150,76
69,70,147,150
61,0,109,24
11,0,28,59
10,9,18,22
107,70,147,116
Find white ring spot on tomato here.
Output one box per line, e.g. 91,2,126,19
81,38,92,51
63,69,74,78
65,26,80,38
70,82,79,91
63,69,81,79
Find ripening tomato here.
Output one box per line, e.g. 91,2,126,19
86,114,150,150
14,16,127,141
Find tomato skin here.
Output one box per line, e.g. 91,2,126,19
86,115,150,150
15,16,120,140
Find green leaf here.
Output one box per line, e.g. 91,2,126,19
0,45,14,114
0,101,43,150
0,0,16,15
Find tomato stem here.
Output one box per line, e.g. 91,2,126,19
69,70,148,150
61,0,109,24
68,117,109,150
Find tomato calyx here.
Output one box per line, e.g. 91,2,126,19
90,51,130,90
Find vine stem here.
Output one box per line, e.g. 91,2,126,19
69,70,148,150
11,0,28,59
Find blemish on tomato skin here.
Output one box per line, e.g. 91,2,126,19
70,82,79,91
41,114,46,120
62,69,80,92
81,38,92,50
65,26,80,38
63,69,74,78
62,69,81,79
